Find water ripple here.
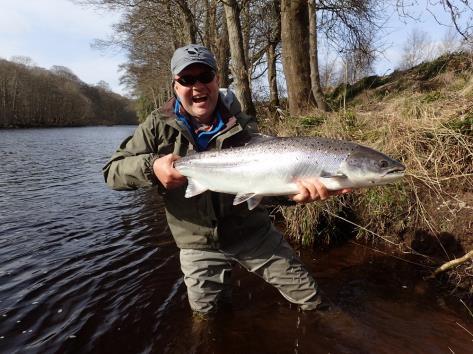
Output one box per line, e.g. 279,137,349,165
0,127,179,353
1,127,471,354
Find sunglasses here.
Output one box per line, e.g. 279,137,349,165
175,71,216,86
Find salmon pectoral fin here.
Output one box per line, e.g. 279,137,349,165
247,196,264,210
184,178,208,198
233,193,263,210
320,170,347,178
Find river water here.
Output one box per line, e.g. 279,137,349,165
0,126,471,354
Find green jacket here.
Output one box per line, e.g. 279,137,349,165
103,89,272,249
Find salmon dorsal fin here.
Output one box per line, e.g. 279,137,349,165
245,133,276,146
185,178,208,198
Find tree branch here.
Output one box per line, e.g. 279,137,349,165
431,250,473,276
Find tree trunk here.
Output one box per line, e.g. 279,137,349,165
240,0,251,69
308,0,328,111
281,0,315,116
216,17,231,88
222,0,256,116
207,0,231,87
267,43,279,107
267,0,281,107
165,0,183,49
203,0,213,48
174,0,197,43
11,71,18,120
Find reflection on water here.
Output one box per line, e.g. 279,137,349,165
0,127,181,353
0,127,471,354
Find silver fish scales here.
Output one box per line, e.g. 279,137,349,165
174,136,405,210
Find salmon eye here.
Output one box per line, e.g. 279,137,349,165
379,160,389,168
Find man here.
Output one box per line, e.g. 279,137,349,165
103,44,350,316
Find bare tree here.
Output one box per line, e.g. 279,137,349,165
97,80,112,91
78,0,237,115
10,56,35,67
0,58,134,128
317,1,382,71
222,0,256,116
343,44,376,83
250,0,281,106
437,27,462,55
50,65,81,82
266,0,281,107
399,28,435,69
319,54,339,88
78,0,386,118
281,0,383,115
205,0,231,87
174,0,198,43
281,0,315,116
308,0,328,111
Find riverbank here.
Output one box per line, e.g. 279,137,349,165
0,58,137,128
260,52,473,301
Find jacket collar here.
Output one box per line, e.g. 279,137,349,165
159,96,239,147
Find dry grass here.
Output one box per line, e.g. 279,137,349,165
259,53,473,288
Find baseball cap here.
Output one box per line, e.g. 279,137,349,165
171,44,217,76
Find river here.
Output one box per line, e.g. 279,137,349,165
0,126,471,353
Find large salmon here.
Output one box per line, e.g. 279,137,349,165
174,136,405,210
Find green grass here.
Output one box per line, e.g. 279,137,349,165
299,114,326,127
447,112,473,136
421,91,444,103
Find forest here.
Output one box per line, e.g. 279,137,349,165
3,1,471,127
79,0,472,120
0,58,137,128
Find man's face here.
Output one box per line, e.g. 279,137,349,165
174,64,220,124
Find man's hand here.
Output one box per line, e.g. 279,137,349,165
289,178,351,204
153,154,187,189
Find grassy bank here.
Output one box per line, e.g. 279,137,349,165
259,52,473,297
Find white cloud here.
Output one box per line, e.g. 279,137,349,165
1,0,120,37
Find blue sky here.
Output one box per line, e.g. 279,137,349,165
375,2,461,74
0,0,125,93
0,1,464,96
